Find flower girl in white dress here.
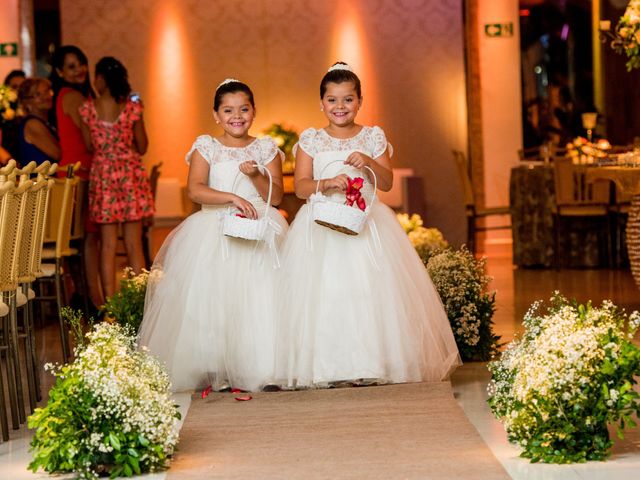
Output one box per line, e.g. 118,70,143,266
274,63,461,388
139,79,288,392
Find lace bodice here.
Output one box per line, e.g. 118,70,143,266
186,135,282,202
295,126,392,201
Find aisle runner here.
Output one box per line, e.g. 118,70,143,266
168,382,509,479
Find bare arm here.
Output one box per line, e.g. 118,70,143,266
239,154,284,206
133,114,148,154
62,89,86,129
187,150,258,218
345,147,394,192
294,148,350,199
0,146,11,165
79,119,94,152
25,119,61,161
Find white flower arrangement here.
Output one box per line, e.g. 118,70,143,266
603,0,640,70
488,293,640,463
426,247,499,360
28,320,180,479
396,213,448,264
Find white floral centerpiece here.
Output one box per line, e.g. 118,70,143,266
28,314,180,479
566,136,611,164
488,293,640,463
426,247,499,360
601,0,640,70
396,213,448,265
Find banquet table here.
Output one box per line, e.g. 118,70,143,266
510,164,603,267
586,166,640,288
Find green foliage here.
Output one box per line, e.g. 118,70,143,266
488,293,640,463
426,247,499,361
262,123,299,173
28,321,180,479
102,268,148,334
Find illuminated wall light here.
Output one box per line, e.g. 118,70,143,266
147,0,196,181
329,0,377,124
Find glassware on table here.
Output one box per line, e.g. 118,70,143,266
581,112,597,142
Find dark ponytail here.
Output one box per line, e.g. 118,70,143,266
95,57,131,103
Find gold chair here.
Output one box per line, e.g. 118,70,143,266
453,150,511,253
0,179,31,428
552,157,611,268
39,165,81,363
16,162,57,409
0,180,15,441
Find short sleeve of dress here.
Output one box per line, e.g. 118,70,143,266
257,137,284,165
369,126,393,158
78,99,94,126
185,135,216,165
292,128,317,157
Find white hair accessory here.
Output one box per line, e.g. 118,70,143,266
327,63,352,73
217,78,241,89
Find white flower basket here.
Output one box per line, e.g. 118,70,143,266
311,161,377,236
222,163,273,241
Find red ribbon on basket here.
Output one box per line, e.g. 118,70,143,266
345,177,366,211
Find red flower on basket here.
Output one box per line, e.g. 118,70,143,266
345,177,366,211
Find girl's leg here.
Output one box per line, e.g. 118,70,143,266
84,231,105,307
99,224,119,299
122,220,146,274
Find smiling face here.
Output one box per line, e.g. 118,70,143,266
20,79,53,115
213,91,255,138
320,81,361,128
56,52,88,86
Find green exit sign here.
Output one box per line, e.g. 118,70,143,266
484,23,514,38
0,43,19,57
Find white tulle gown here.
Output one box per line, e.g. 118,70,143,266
138,136,288,392
273,126,461,388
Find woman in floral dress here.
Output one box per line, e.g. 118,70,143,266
80,56,154,299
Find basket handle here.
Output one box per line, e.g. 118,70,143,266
229,162,273,212
314,158,377,207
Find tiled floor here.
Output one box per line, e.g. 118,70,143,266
2,238,640,479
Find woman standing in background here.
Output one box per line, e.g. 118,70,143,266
50,45,103,311
17,78,60,166
80,56,154,299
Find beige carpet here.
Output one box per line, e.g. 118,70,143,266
168,382,509,479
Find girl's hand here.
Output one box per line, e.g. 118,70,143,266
322,173,350,192
344,152,372,169
239,161,260,177
232,195,258,219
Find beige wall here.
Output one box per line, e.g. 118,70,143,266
477,1,523,211
61,0,469,244
0,0,21,80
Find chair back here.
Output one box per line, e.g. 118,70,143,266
44,166,80,259
0,159,17,182
553,157,610,208
17,179,50,283
0,181,31,292
452,150,475,209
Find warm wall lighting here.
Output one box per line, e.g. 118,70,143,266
147,0,196,181
329,0,377,124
